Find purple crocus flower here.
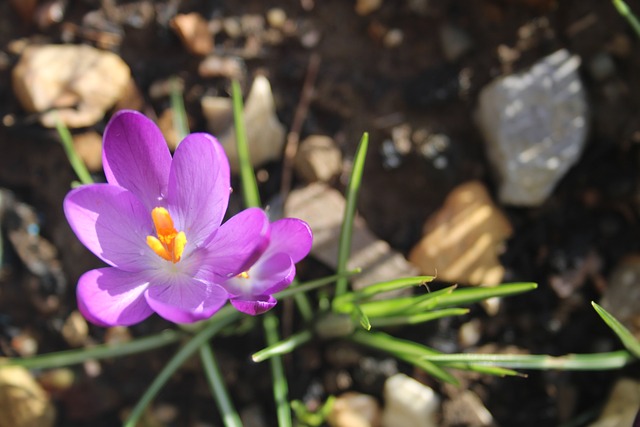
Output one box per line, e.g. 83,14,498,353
64,110,269,326
221,218,312,315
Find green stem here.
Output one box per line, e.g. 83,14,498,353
263,314,292,427
0,329,183,370
170,76,189,140
613,0,640,38
252,329,313,362
232,80,261,208
124,307,240,427
199,344,243,427
55,116,94,185
335,133,369,297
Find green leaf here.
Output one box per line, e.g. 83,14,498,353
592,301,640,358
422,350,634,370
170,76,190,140
351,276,435,301
369,308,469,328
425,282,537,310
263,314,292,427
55,115,94,185
335,133,369,297
124,306,240,427
613,0,640,38
252,330,313,363
356,285,457,317
0,329,183,370
350,330,458,384
199,344,243,427
232,80,261,209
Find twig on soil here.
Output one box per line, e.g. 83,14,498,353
279,53,321,201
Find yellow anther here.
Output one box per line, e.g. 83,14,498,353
238,271,250,279
147,207,186,263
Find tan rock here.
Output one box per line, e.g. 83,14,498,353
294,135,342,183
0,366,56,427
201,96,234,135
356,0,383,15
12,44,130,128
328,392,381,427
285,182,418,291
409,181,512,286
170,13,213,56
219,76,285,173
589,378,640,427
61,310,89,347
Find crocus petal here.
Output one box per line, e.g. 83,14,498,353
230,295,277,316
77,267,153,326
197,208,270,281
264,218,313,263
145,278,227,323
222,253,295,297
168,133,230,247
64,184,156,271
102,110,172,211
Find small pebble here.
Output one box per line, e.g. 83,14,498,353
61,310,89,347
355,0,383,16
383,29,403,48
267,8,287,29
588,52,616,81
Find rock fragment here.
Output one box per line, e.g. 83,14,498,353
409,181,512,287
328,392,381,427
294,135,342,183
589,378,640,427
0,366,56,427
381,374,439,427
170,13,213,56
12,44,130,128
475,49,588,206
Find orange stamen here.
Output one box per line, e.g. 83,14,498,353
146,207,186,263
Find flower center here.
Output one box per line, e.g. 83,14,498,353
146,207,187,263
237,271,250,279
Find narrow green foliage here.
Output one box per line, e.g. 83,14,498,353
335,133,369,297
422,350,634,371
592,301,640,358
353,303,371,330
354,285,457,318
613,0,640,38
276,269,361,300
55,116,94,185
424,282,537,310
232,80,261,208
170,77,190,140
263,314,292,427
344,276,435,302
199,345,243,427
368,308,469,328
350,330,458,384
0,329,182,370
252,330,313,362
124,307,240,427
291,396,336,427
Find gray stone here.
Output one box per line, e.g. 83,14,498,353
476,49,588,206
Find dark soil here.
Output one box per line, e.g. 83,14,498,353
1,0,640,426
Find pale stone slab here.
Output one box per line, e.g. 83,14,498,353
382,373,439,427
12,44,130,128
284,182,419,290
